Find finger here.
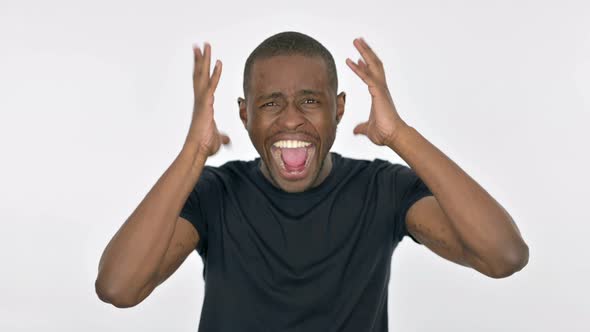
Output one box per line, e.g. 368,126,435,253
193,44,202,61
353,38,373,67
193,45,203,77
359,38,380,64
346,58,370,84
353,122,369,136
208,60,222,94
202,42,211,80
358,58,367,71
354,38,381,69
360,37,372,50
220,133,231,145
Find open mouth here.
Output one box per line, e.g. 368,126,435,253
269,139,316,181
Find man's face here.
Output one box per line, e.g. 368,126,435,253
239,54,345,193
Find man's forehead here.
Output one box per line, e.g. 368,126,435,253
251,55,328,80
249,55,331,99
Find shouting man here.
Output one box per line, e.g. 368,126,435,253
95,31,529,331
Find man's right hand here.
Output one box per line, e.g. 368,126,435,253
184,42,230,158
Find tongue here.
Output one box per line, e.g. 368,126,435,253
281,148,308,171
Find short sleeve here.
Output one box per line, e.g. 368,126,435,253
179,166,217,259
393,164,434,245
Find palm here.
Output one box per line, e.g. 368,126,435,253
365,89,400,145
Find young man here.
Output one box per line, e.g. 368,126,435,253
95,31,529,331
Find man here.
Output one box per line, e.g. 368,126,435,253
95,31,529,331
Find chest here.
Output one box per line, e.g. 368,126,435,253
203,182,398,276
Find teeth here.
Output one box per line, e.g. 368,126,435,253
272,140,312,148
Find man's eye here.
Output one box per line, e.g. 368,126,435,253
261,102,276,108
304,98,318,104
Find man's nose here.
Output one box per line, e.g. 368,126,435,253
278,103,305,130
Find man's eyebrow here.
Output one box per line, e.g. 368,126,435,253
255,89,324,101
256,92,283,102
300,89,323,96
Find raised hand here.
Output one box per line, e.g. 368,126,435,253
346,38,408,147
184,42,230,158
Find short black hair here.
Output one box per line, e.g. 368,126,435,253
242,31,338,98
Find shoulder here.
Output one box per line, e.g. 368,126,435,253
369,157,415,180
197,158,258,188
329,153,411,190
337,152,405,175
332,152,380,170
217,158,258,178
199,158,253,177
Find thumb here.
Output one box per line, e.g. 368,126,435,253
353,122,369,136
219,132,231,145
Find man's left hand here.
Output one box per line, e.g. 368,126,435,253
346,37,408,147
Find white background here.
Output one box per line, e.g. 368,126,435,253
1,0,588,331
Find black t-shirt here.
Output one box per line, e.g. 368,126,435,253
179,152,433,332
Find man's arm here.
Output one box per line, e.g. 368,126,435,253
392,125,529,278
405,195,522,278
345,37,528,278
128,216,201,307
95,42,229,307
95,148,207,308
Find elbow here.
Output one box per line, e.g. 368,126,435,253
95,278,140,308
488,243,530,279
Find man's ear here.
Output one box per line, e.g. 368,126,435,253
336,91,346,124
238,97,247,128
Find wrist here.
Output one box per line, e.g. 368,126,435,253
180,142,208,168
385,120,412,149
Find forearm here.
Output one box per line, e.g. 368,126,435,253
388,124,528,271
95,143,207,304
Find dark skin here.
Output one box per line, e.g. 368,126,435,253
97,37,529,309
239,38,529,278
344,38,529,278
238,55,346,193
